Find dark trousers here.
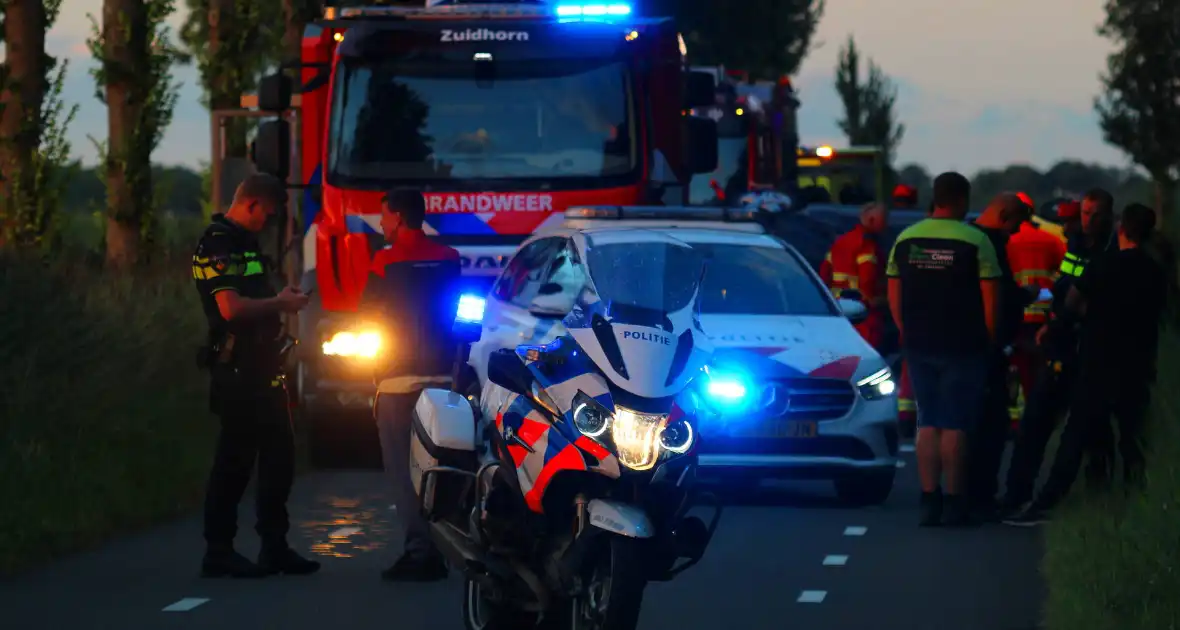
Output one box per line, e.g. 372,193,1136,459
1004,360,1075,504
967,353,1011,505
203,375,295,550
1036,368,1151,507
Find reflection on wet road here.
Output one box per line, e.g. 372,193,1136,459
2,449,1045,630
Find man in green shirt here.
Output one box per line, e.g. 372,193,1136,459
887,172,1002,527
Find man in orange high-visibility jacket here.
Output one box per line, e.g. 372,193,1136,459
1007,209,1067,400
820,202,888,348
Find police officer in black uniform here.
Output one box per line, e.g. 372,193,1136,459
1000,188,1115,524
191,174,321,577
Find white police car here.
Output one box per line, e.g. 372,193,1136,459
464,206,900,505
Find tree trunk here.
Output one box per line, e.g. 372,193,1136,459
102,0,151,269
282,0,303,64
207,0,248,157
0,0,48,248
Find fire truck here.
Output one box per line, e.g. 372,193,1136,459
685,66,887,206
219,0,719,462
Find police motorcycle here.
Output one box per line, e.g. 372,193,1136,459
410,232,723,630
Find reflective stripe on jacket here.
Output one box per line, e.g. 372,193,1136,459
1008,222,1066,323
819,224,885,308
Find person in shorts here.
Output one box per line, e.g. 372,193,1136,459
887,172,1001,527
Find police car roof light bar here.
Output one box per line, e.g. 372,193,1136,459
326,1,553,20
565,206,759,222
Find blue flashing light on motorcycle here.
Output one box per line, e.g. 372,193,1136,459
555,3,632,18
455,294,486,325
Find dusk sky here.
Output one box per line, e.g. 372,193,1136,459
43,0,1126,174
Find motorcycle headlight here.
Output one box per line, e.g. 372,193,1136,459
856,367,895,400
572,398,610,438
658,419,694,454
322,329,383,359
611,407,665,471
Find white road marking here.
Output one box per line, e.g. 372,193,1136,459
162,598,210,612
797,590,827,603
822,555,848,566
896,460,906,468
843,526,867,536
328,526,362,538
900,443,915,453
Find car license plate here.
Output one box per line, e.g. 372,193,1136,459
729,420,817,438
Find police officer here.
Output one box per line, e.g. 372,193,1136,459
999,188,1115,521
191,174,321,577
360,189,461,582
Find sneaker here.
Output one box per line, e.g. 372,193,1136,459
201,548,268,578
381,551,448,582
1003,505,1051,527
942,494,977,527
919,491,943,527
258,547,322,575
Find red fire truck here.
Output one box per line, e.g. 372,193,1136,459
229,0,718,462
686,66,886,206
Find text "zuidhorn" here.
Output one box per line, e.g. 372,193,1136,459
440,29,530,42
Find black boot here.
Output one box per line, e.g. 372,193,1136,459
258,546,322,576
201,546,268,578
919,491,943,527
942,494,977,527
380,550,448,582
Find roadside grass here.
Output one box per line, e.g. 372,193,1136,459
1043,325,1180,630
0,214,216,576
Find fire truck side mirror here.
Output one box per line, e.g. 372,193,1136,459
258,73,293,112
685,116,718,174
252,119,291,181
683,70,716,108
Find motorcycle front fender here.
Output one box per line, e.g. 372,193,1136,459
587,499,654,538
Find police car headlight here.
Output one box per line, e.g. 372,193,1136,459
856,367,895,400
322,330,383,359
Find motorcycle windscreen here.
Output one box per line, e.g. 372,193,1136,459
565,231,714,399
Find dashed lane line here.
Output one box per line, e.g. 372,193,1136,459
843,526,867,536
822,555,848,566
329,526,362,538
162,598,210,612
797,591,827,603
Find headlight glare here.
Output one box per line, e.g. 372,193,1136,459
856,367,895,400
322,329,382,359
611,407,664,471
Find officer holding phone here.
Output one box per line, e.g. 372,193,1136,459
191,174,320,578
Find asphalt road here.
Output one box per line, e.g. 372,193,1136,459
1,445,1045,630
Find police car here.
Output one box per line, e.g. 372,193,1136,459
464,205,900,505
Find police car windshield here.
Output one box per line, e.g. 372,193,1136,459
328,57,638,189
691,243,835,316
584,240,704,317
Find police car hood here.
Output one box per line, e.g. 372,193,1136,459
698,314,884,382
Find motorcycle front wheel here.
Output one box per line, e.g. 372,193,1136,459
463,578,541,630
566,535,648,630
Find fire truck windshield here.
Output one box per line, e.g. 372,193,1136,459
327,56,638,189
688,136,745,204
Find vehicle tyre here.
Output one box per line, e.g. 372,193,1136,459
833,468,896,506
462,577,540,630
564,535,648,630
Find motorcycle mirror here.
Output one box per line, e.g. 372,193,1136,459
487,349,534,395
537,282,563,296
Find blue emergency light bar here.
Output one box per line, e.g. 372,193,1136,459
555,3,632,17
